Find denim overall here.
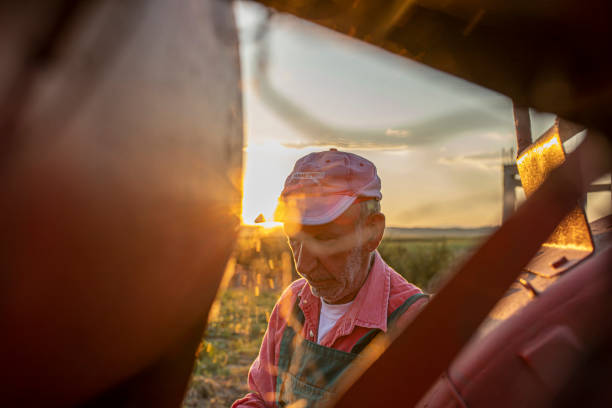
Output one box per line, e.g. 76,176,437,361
275,293,427,407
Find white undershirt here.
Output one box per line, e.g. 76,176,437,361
317,300,353,343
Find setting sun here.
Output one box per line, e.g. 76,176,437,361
241,142,313,226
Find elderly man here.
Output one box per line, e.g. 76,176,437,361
233,149,427,408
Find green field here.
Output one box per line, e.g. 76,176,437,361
378,237,480,292
184,230,485,407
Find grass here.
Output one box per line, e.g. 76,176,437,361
378,237,480,292
185,288,280,407
194,288,280,378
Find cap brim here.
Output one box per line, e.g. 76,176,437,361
274,195,357,225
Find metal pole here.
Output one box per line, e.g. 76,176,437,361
502,164,518,222
513,104,532,157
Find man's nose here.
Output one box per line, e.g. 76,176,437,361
295,242,317,273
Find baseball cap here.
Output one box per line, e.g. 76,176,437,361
274,148,382,225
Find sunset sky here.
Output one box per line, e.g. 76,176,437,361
235,1,610,228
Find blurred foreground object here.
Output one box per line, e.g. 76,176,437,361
0,0,242,406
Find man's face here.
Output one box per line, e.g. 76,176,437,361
284,204,371,304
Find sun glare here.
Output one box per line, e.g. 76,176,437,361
241,142,312,227
255,221,284,229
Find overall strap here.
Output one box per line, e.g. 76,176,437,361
277,297,305,369
290,297,306,326
276,296,305,403
350,293,428,354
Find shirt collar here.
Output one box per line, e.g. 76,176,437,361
346,251,390,332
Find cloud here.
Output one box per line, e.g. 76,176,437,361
251,34,513,150
394,191,500,227
483,131,511,141
438,151,505,171
385,128,410,137
271,104,512,150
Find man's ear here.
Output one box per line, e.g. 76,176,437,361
363,213,385,252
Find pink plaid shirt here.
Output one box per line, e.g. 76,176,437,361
232,251,425,408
